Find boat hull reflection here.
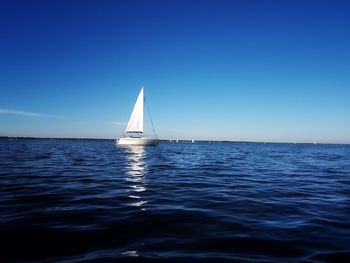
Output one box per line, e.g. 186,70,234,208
124,146,148,209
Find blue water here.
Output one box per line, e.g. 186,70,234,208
1,139,350,262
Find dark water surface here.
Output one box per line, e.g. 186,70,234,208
1,139,350,262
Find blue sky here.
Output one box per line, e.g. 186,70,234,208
1,0,349,143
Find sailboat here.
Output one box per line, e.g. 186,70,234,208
117,86,158,146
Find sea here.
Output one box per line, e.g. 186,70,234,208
1,139,350,263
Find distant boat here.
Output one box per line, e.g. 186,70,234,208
117,87,158,146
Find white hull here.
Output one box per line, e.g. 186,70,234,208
117,137,158,146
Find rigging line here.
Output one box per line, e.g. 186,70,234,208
145,96,158,139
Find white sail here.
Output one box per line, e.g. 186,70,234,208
125,87,144,133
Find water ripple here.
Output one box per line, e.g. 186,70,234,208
1,139,350,262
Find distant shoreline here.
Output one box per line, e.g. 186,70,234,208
0,136,348,145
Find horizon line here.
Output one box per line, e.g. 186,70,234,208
0,136,349,145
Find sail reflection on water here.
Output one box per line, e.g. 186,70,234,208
125,146,148,209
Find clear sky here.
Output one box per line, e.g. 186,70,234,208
1,0,349,143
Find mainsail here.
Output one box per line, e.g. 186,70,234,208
125,87,144,133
